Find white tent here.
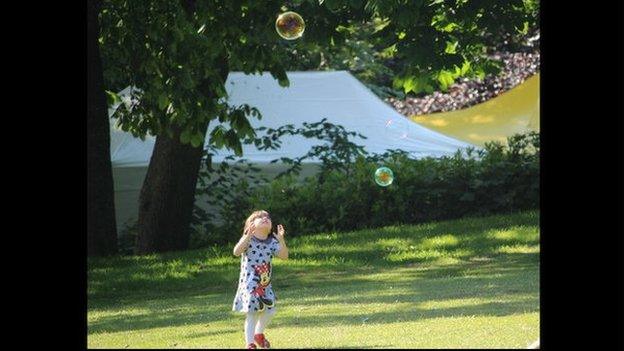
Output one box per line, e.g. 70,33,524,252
110,71,475,232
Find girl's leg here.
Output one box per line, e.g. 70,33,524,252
245,312,259,345
255,307,277,334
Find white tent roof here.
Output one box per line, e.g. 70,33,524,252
110,71,475,167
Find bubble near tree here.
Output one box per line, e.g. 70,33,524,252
374,167,394,187
275,11,305,40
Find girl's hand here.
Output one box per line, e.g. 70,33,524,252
276,224,285,240
245,223,256,238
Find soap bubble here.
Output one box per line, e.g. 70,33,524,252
275,11,305,40
374,167,394,187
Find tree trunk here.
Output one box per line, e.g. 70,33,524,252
87,0,118,256
134,126,206,254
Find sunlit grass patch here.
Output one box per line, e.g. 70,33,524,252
88,210,539,348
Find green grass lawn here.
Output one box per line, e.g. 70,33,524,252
88,210,540,349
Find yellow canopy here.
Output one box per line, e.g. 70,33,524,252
410,73,540,147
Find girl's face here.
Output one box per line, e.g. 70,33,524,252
253,212,272,234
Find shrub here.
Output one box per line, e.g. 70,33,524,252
192,118,539,246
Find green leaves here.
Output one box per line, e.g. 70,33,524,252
208,123,243,156
483,59,503,76
336,24,356,35
105,90,121,108
179,128,205,148
323,0,344,12
474,66,486,80
210,126,227,149
373,18,390,33
437,70,454,91
439,22,460,33
516,21,529,35
270,66,290,87
179,69,194,89
191,132,205,148
460,193,475,202
395,75,434,94
157,94,169,110
226,129,243,157
379,43,397,59
100,0,538,141
460,60,471,75
437,70,455,91
444,40,458,54
180,129,192,144
228,106,256,139
402,77,417,93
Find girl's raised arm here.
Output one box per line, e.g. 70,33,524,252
233,223,255,256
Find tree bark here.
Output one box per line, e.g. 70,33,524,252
87,0,118,256
134,70,227,254
134,126,206,253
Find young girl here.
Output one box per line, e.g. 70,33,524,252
232,210,289,349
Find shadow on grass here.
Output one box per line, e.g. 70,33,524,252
273,298,538,330
183,328,241,339
89,221,538,306
88,211,539,336
88,252,538,334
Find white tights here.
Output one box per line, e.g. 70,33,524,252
244,308,276,345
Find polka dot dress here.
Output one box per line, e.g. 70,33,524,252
232,234,281,313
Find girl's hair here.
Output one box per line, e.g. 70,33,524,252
243,210,272,236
